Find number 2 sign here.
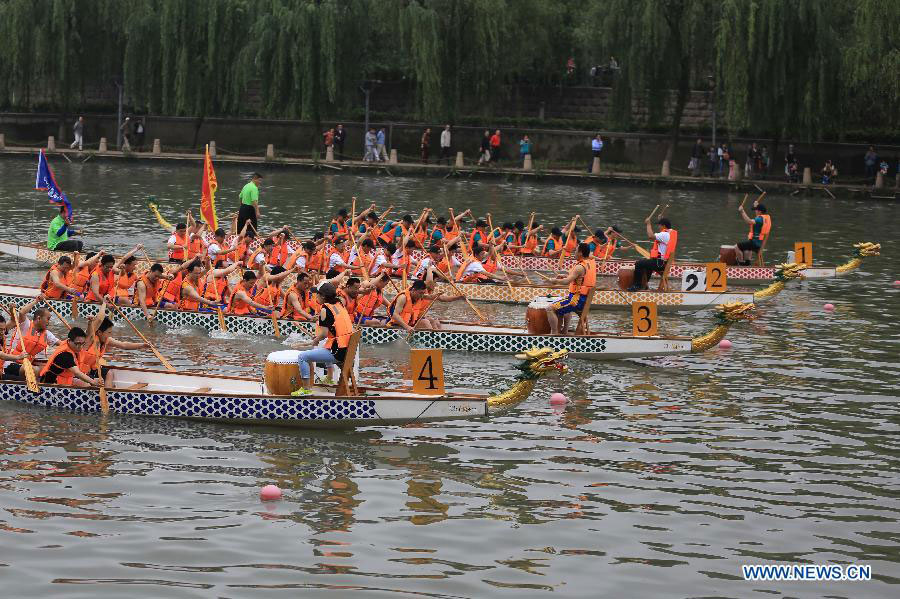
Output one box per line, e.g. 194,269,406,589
705,262,727,292
410,349,445,395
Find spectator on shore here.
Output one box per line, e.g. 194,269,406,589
134,118,146,151
784,144,798,182
490,130,501,163
519,135,532,164
334,124,346,161
760,146,770,176
420,128,431,163
879,159,889,176
70,116,84,151
745,143,759,178
864,146,878,179
689,138,703,176
821,159,837,184
588,134,603,172
376,128,388,161
323,128,334,152
707,145,717,176
478,130,491,165
439,125,451,165
364,128,377,162
119,117,132,151
718,143,729,176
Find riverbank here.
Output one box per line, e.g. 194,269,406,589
1,142,897,201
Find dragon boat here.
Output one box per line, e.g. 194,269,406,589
2,236,849,311
0,347,568,429
0,283,756,360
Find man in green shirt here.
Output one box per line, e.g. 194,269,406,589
237,172,263,233
47,206,84,251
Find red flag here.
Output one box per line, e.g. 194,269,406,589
200,145,218,230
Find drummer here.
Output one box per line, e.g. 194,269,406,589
290,281,355,396
545,243,596,335
732,203,771,265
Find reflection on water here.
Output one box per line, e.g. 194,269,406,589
0,158,898,597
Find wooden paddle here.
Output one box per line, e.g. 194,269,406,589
44,300,71,330
557,215,579,269
658,203,670,218
440,246,487,322
262,276,281,338
518,212,535,284
108,301,175,372
216,306,228,332
646,204,660,222
739,193,749,210
612,230,652,259
11,306,39,392
71,252,80,319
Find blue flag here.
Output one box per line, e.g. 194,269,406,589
35,149,72,218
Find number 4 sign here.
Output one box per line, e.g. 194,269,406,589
410,349,445,395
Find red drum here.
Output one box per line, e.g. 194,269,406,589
719,245,738,265
617,267,635,291
526,297,556,335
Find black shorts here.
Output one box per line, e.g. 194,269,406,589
737,239,762,252
3,363,22,379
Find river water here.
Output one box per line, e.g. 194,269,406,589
0,156,897,598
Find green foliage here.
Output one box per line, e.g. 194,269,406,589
0,0,895,142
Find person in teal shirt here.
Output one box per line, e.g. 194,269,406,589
47,206,83,251
237,172,262,233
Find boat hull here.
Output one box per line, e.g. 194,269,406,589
0,369,487,429
0,287,694,360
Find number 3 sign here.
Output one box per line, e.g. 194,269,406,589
632,302,658,337
410,349,445,395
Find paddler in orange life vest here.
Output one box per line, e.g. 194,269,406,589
83,244,142,303
389,273,463,332
3,305,60,380
350,203,378,238
330,208,351,242
354,272,391,324
0,294,47,378
179,260,229,311
226,270,276,315
78,299,148,382
289,281,355,396
40,255,82,299
109,248,145,305
510,221,542,255
38,326,103,387
733,203,771,265
134,263,168,320
167,222,189,263
585,226,620,259
629,217,678,291
469,219,490,247
541,227,565,257
546,243,597,335
200,258,241,305
456,245,515,284
281,271,317,322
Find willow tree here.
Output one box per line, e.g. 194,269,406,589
580,0,715,162
841,0,900,132
715,0,846,141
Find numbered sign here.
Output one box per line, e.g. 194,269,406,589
794,242,813,266
410,349,445,395
705,262,728,292
632,302,658,337
681,269,706,292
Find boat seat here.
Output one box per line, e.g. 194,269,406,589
193,387,211,393
125,382,148,390
657,253,675,291
755,225,771,266
575,288,595,335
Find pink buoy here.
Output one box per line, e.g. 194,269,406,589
718,339,732,349
894,280,900,286
549,392,567,405
823,303,835,311
260,484,282,501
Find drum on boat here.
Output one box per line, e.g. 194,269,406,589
526,296,560,335
264,350,302,395
719,245,738,265
617,266,635,291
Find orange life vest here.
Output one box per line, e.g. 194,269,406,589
169,231,187,261
39,341,77,385
568,258,597,296
78,338,107,375
186,235,203,260
86,267,115,302
355,288,383,319
284,248,308,270
484,256,497,273
10,323,49,361
268,241,288,266
338,289,357,316
41,265,68,299
521,232,538,255
161,271,184,303
201,274,230,303
562,233,578,258
231,240,250,265
469,229,487,248
541,236,561,256
389,290,427,326
179,278,202,311
113,271,137,300
650,229,678,261
331,219,349,240
502,232,516,255
456,258,489,283
307,248,324,272
324,302,354,350
73,265,91,292
135,274,162,307
280,287,312,319
748,214,772,242
227,284,255,315
253,283,282,309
